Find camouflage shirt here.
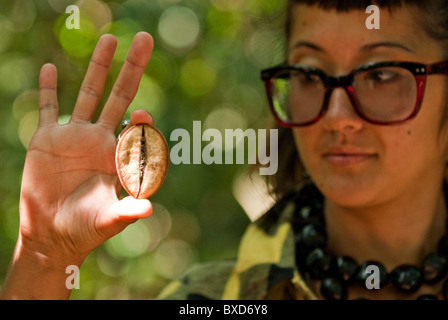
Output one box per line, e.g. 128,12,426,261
158,184,318,300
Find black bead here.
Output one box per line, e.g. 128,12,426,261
301,184,324,208
305,248,332,279
416,294,438,300
356,261,388,289
310,196,324,212
297,205,319,220
320,277,348,300
422,253,448,284
331,256,359,283
443,278,448,300
390,265,422,293
438,235,448,257
296,223,327,250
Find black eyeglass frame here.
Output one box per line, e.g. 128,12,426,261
261,61,448,127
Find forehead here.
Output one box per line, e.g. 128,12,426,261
288,4,443,64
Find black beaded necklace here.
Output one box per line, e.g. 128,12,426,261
291,183,448,300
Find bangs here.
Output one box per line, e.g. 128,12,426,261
285,0,443,40
290,0,419,11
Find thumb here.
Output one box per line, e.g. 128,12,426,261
110,196,153,220
98,196,153,239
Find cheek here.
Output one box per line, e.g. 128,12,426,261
383,131,411,166
291,127,320,168
384,124,445,176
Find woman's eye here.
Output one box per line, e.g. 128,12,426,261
365,69,398,82
295,71,321,85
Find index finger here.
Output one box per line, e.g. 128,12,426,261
97,32,154,130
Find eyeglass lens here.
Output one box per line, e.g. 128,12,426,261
271,66,419,125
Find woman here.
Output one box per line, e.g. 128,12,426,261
2,0,448,300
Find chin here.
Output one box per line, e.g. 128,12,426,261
311,174,383,209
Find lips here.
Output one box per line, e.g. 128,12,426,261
322,146,377,166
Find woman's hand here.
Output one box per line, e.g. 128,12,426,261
1,32,156,299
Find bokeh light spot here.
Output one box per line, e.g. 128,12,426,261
8,0,36,33
75,0,112,33
207,7,242,39
55,0,113,59
12,90,38,121
18,110,39,149
143,202,172,251
0,15,13,54
158,6,200,52
0,55,35,95
153,238,197,279
179,59,216,96
105,219,151,259
128,74,166,120
57,16,98,58
203,106,247,151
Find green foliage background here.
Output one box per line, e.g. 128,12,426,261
0,0,286,299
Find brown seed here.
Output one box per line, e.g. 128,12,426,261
116,124,169,199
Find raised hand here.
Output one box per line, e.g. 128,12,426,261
1,32,156,299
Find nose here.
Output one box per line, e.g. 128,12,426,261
322,87,364,133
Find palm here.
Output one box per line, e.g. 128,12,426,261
20,124,113,252
18,33,154,257
29,123,118,192
28,123,116,188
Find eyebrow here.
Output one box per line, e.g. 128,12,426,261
360,41,414,53
289,40,414,54
289,41,325,53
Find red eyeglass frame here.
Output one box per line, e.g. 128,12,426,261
261,61,448,128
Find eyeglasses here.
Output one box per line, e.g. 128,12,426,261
261,61,448,127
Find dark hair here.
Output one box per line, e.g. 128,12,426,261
264,0,448,199
286,1,448,43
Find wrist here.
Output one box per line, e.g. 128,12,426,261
0,234,87,300
16,232,88,270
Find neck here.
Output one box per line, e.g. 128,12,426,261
324,182,447,271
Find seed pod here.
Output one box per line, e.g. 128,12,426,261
116,124,169,199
